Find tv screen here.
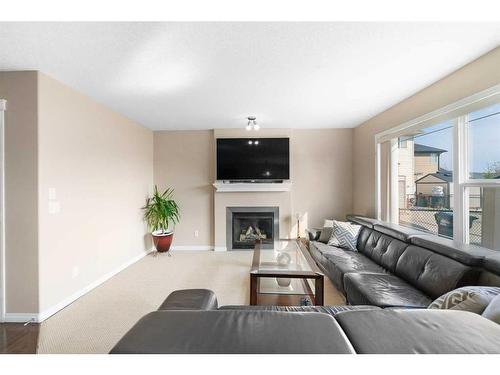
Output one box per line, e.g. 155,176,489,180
216,138,290,181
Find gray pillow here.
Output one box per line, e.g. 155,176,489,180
318,227,333,243
482,294,500,324
323,219,334,228
327,220,361,251
449,293,494,314
428,286,500,313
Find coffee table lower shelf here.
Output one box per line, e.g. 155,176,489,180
253,292,318,306
250,274,324,306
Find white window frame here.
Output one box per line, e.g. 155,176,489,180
375,83,500,248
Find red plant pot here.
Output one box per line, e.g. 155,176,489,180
152,231,174,253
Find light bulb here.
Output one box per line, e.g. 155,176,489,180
246,123,252,131
253,123,260,131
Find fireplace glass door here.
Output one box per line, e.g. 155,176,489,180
232,212,274,249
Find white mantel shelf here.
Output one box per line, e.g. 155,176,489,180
213,181,292,192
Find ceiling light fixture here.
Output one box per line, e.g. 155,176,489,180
246,116,259,131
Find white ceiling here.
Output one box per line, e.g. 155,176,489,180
0,22,499,130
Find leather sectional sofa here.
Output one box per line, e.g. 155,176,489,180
307,215,500,308
110,216,500,354
110,289,500,354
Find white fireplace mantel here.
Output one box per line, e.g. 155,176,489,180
213,181,292,193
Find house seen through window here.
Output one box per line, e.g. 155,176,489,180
397,121,456,239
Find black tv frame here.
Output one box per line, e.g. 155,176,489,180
216,137,290,182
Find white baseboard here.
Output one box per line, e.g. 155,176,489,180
37,249,153,322
213,246,227,252
3,249,153,323
170,245,213,251
3,313,38,323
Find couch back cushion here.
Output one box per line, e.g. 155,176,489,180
356,226,372,251
478,270,500,287
395,245,479,299
357,228,408,273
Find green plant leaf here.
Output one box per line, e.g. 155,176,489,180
142,185,181,232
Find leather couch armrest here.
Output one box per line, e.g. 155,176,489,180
158,289,218,310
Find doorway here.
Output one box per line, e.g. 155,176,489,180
0,99,5,322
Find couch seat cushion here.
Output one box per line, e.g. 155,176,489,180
335,309,500,354
310,241,341,256
344,273,432,308
316,246,387,293
324,251,387,275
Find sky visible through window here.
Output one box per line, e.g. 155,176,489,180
402,103,500,174
468,103,500,176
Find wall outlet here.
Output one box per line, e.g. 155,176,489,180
194,230,199,238
48,188,57,201
48,201,61,214
72,266,79,279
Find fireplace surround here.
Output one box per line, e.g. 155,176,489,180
226,207,279,250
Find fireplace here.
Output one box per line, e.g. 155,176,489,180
226,207,279,250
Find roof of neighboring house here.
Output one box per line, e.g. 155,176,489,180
414,143,448,154
416,168,500,183
415,169,452,184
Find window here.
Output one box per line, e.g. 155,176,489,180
397,121,454,238
468,103,500,180
465,104,500,250
468,186,500,250
376,86,500,252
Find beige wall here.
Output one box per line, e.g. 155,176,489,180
36,73,153,313
153,128,354,247
0,71,40,314
291,129,353,232
154,131,214,247
353,47,500,217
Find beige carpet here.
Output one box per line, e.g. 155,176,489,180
37,250,345,353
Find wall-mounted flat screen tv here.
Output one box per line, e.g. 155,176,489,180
216,138,290,181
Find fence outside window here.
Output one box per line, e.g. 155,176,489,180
399,195,483,245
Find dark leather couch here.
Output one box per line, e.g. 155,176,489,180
307,215,500,308
110,289,500,354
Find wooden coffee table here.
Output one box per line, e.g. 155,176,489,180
250,239,324,306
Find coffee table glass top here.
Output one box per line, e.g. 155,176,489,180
254,240,314,273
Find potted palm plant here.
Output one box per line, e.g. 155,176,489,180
143,185,180,253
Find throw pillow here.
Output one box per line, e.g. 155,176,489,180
428,286,500,313
328,220,361,251
482,294,500,324
449,293,494,314
327,228,340,246
323,219,334,228
318,227,333,244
